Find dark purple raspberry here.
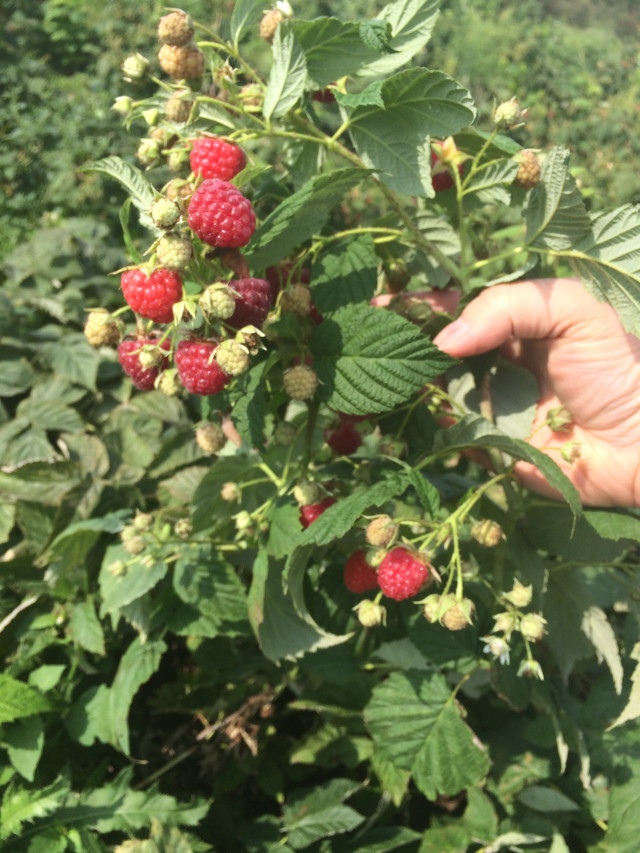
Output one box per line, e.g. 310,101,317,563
187,179,256,248
227,277,272,330
174,340,231,396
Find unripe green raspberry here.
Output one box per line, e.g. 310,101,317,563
561,441,582,464
519,613,547,642
112,96,134,116
503,580,532,608
365,515,397,548
195,423,226,454
283,364,318,400
122,52,150,81
259,9,284,42
137,138,162,166
493,96,527,129
214,339,250,376
151,198,181,229
165,90,196,123
167,148,190,172
199,285,236,320
157,369,182,396
221,482,241,502
123,534,145,555
108,560,127,577
280,284,311,318
492,611,518,635
133,512,153,532
518,659,544,679
157,233,192,270
273,421,297,446
471,518,504,548
353,599,387,627
138,344,167,370
235,510,252,531
84,310,122,348
422,593,442,623
514,149,541,189
174,518,192,539
440,595,475,631
293,481,320,507
158,10,194,46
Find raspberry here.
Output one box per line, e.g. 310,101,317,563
157,369,182,397
221,482,241,502
156,233,192,270
280,283,312,318
195,422,226,454
150,198,181,229
190,137,247,182
157,11,194,46
227,278,272,330
354,599,387,627
137,138,162,167
122,53,150,81
199,285,236,320
165,90,195,124
283,364,318,401
312,88,336,104
265,264,310,300
378,547,429,601
325,419,363,455
273,421,297,446
344,550,379,594
493,97,527,129
439,595,475,631
299,497,336,529
187,179,256,248
471,518,503,548
519,613,547,642
121,268,183,324
214,339,250,376
158,44,204,80
365,516,397,549
165,178,196,211
84,310,122,347
175,340,231,396
514,149,541,189
117,337,170,390
293,481,321,507
259,9,284,42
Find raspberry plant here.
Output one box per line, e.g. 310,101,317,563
1,2,640,851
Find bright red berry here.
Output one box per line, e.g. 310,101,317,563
378,547,429,601
188,179,256,248
121,268,182,324
227,277,272,330
299,497,336,529
174,340,232,396
325,419,363,455
344,550,379,594
190,137,247,182
117,338,170,390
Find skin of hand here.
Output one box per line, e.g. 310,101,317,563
429,278,640,507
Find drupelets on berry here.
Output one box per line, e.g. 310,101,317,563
157,10,194,46
117,338,171,390
190,137,247,182
188,179,256,248
174,340,232,396
283,364,318,401
377,547,430,601
344,550,379,594
299,497,336,529
121,268,183,324
158,44,204,80
226,277,272,330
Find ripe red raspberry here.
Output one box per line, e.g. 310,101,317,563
227,277,272,330
299,497,336,529
344,550,379,594
190,137,247,182
121,268,183,324
324,419,363,455
175,340,232,396
117,337,170,390
378,547,429,601
158,44,204,80
188,180,256,248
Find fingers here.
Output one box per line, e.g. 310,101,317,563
433,278,583,358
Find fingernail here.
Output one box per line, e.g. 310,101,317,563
433,318,469,353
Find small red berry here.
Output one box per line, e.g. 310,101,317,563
190,137,247,182
299,497,336,529
121,268,182,324
227,277,272,330
117,337,170,390
325,419,363,455
174,340,232,396
188,179,256,248
344,550,379,594
378,547,429,601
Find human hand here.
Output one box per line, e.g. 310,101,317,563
431,278,640,507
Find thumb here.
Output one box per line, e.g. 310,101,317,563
432,279,576,358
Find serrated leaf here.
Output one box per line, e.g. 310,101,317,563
609,643,640,729
359,19,395,54
311,235,378,314
311,304,455,415
231,360,267,447
283,779,364,849
230,0,264,47
581,606,623,694
293,18,377,87
463,158,519,196
245,168,367,269
415,210,461,256
99,545,170,618
39,334,100,391
16,399,84,433
68,599,106,656
349,69,475,197
0,777,68,841
263,26,307,120
357,0,442,78
0,355,36,396
566,205,640,337
524,146,591,251
434,415,582,518
543,569,597,683
80,156,155,214
0,461,83,505
335,81,385,109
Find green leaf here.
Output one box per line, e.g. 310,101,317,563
283,779,364,849
168,545,249,638
231,360,267,447
16,399,84,433
567,205,640,337
370,750,411,806
293,18,376,87
524,146,591,251
581,606,623,694
335,81,385,109
333,825,421,853
0,777,68,841
311,235,378,314
246,168,367,269
68,599,106,656
357,0,442,78
0,675,52,724
69,638,166,754
311,304,455,415
583,509,640,542
349,68,475,196
28,665,65,694
434,415,582,518
0,355,36,397
230,0,264,47
5,716,44,782
99,546,170,618
543,569,598,682
0,503,15,545
516,785,580,812
359,19,395,54
263,25,307,120
609,643,640,729
463,158,520,199
80,156,155,215
39,334,100,391
418,825,470,853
